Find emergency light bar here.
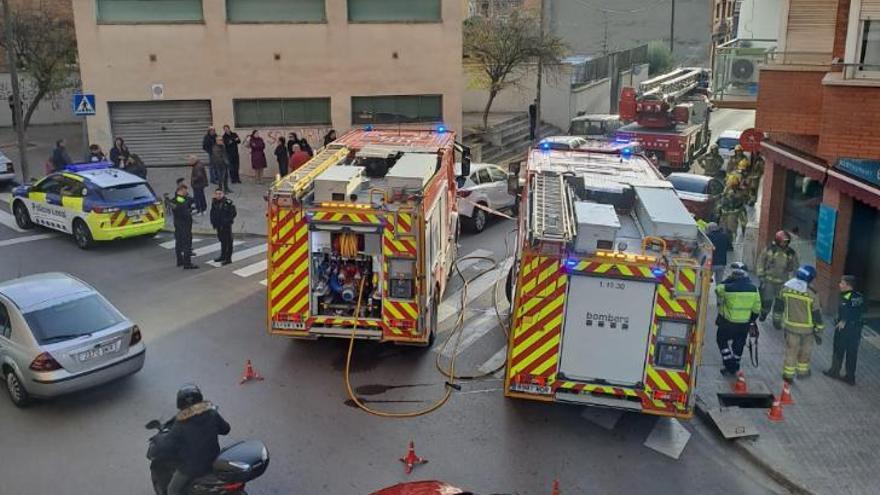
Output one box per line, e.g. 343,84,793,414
65,161,113,172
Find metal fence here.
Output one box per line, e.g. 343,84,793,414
569,45,648,87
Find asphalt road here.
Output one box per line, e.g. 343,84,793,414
0,110,778,495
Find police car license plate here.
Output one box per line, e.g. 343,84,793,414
77,339,122,362
127,209,145,222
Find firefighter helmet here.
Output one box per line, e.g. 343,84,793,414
729,262,748,278
734,144,743,152
737,159,750,171
774,230,791,247
725,174,741,188
796,265,817,283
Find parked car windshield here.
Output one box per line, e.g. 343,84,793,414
716,137,740,149
24,294,124,344
99,183,156,202
668,175,709,194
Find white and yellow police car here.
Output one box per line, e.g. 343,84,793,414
10,162,164,249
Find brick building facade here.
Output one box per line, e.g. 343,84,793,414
756,0,880,330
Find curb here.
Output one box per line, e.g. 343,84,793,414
694,397,814,495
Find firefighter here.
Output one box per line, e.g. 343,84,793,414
716,174,747,239
756,230,799,325
701,145,724,179
823,275,864,385
715,262,761,376
773,265,824,381
746,152,765,205
726,144,747,173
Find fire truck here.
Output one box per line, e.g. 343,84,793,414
266,128,467,345
616,67,711,173
504,142,712,418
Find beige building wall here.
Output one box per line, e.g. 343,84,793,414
72,0,463,168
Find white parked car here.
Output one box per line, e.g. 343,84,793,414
0,150,15,185
455,163,517,233
715,130,743,160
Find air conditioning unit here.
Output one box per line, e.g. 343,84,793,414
729,58,758,84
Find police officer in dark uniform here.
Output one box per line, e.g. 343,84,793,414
167,184,198,270
209,188,237,265
824,275,864,385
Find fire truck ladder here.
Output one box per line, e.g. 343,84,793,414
277,145,351,199
638,68,703,103
530,173,576,243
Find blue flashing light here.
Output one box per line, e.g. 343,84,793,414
621,147,633,159
437,124,447,133
364,124,374,132
651,266,667,278
565,258,579,268
615,137,631,143
540,141,551,151
64,161,112,173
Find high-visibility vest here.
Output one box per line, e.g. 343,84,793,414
781,287,819,333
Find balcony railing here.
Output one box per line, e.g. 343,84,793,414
766,51,833,67
712,38,777,107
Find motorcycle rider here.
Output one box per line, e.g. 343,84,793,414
163,385,231,495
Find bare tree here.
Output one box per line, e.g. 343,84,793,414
0,5,78,131
464,10,566,129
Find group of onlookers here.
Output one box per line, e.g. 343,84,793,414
50,137,147,179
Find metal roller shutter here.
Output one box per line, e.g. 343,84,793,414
785,0,837,54
862,0,880,19
109,100,212,167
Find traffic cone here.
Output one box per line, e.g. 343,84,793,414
550,479,560,495
767,398,784,422
780,381,795,405
239,359,264,385
399,440,427,474
732,371,748,394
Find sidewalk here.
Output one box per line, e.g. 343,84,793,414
697,278,880,495
146,167,269,237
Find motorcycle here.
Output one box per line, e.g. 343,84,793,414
145,418,269,495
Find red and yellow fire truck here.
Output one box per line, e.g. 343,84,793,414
616,67,711,172
504,142,712,418
266,128,467,345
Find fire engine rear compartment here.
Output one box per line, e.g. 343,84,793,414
309,230,383,319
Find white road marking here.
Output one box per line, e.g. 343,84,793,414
193,240,243,257
233,259,268,277
478,345,508,377
0,209,26,233
259,279,268,286
0,233,56,247
207,243,268,267
159,237,207,249
439,256,513,324
435,311,497,357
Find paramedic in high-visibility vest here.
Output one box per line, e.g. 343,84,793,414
714,262,761,376
773,265,824,382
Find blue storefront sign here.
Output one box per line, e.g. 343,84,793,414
816,205,837,265
837,158,880,188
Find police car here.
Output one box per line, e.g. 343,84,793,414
10,162,164,249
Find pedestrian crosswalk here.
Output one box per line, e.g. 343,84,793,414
154,234,269,285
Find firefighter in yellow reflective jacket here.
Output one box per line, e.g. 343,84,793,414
716,174,748,239
773,265,824,381
726,145,747,173
757,230,799,326
715,262,762,375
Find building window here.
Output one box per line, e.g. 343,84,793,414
234,98,331,128
226,0,326,23
96,0,204,24
782,169,824,263
348,0,441,23
351,95,443,125
860,20,880,70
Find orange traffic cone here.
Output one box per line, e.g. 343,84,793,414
767,398,784,422
732,371,748,394
399,440,427,474
780,381,795,405
239,359,264,385
550,479,560,495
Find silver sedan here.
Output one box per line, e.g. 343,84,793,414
0,272,146,407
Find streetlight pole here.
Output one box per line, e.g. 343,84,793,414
669,0,676,54
535,0,546,145
1,0,29,182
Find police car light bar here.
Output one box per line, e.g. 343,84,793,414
65,161,113,172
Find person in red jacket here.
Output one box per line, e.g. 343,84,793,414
288,143,311,173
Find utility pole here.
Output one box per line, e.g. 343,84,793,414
1,0,28,182
535,0,546,145
669,0,676,54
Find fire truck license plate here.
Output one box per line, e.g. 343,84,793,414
272,321,305,330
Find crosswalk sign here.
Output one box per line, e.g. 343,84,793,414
73,93,96,116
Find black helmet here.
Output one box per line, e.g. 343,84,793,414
176,384,203,410
729,262,748,279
